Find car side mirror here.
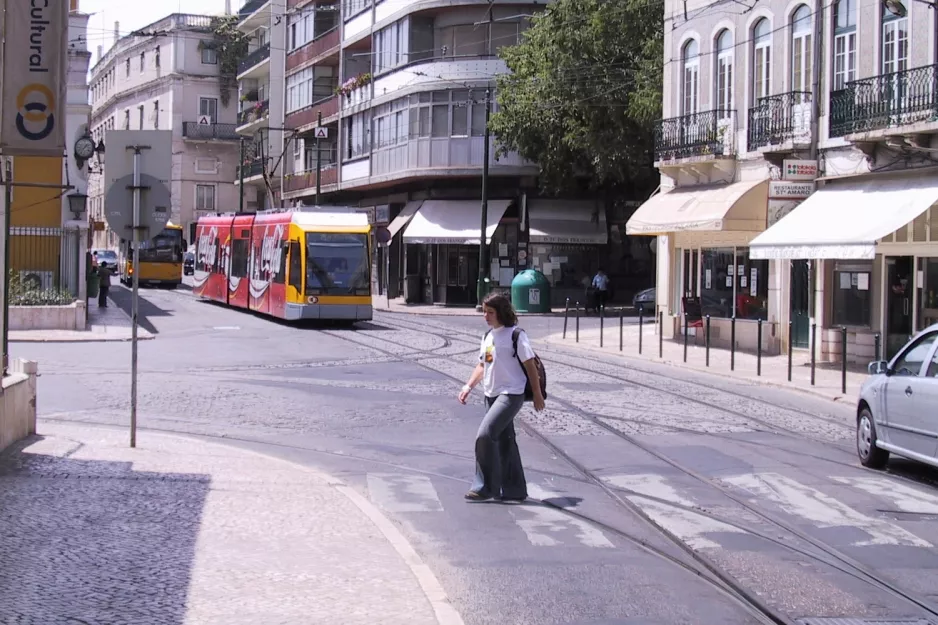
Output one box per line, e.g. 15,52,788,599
868,360,890,375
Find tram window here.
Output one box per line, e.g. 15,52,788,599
288,241,302,291
273,243,287,284
231,239,249,278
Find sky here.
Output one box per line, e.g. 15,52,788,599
80,0,231,65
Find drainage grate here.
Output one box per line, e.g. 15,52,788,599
798,619,936,625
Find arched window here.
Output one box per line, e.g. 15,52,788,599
833,0,857,90
882,0,908,76
752,18,771,101
715,29,733,115
791,5,812,94
682,39,700,115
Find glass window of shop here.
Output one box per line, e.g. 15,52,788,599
680,247,769,320
528,244,600,289
832,260,872,326
917,258,938,329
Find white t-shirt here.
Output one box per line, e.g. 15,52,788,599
478,326,536,398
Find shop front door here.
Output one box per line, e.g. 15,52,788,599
886,256,914,360
790,260,810,349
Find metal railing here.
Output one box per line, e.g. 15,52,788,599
654,109,736,162
829,64,938,137
747,91,812,150
182,122,240,140
8,227,69,303
237,158,265,180
238,43,270,74
238,99,269,126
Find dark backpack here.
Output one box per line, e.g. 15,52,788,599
484,327,547,402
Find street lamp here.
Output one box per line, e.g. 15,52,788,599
67,192,88,220
882,0,935,17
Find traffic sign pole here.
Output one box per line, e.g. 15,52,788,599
128,143,150,449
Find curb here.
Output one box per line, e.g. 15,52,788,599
10,331,155,343
542,336,858,406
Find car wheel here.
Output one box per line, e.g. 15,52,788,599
857,406,889,469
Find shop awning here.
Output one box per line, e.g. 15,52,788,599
527,200,607,244
402,199,512,245
385,201,423,240
749,174,938,260
625,179,768,235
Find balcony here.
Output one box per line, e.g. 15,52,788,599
747,91,812,152
286,28,340,72
340,81,372,111
286,95,339,130
238,99,269,128
654,110,736,166
237,157,265,181
283,164,339,194
182,122,240,141
830,64,938,141
238,43,270,76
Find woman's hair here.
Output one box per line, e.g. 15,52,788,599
482,292,518,327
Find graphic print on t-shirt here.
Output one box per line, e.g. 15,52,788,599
484,344,494,363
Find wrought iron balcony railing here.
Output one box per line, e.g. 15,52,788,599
829,64,938,138
237,158,265,180
182,122,240,140
747,91,812,151
239,43,270,74
655,109,736,162
238,99,269,126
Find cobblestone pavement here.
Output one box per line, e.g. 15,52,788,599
0,423,456,625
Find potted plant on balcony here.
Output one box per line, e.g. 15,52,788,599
335,72,372,99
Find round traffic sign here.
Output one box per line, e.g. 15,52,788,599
104,173,172,240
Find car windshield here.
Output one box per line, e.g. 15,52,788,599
95,250,118,263
305,232,370,295
138,229,184,263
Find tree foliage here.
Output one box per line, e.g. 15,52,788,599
489,0,663,195
207,16,251,108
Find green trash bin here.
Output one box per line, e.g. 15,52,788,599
511,269,551,313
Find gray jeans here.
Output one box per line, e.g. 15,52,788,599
470,394,527,499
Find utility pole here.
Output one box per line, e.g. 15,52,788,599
238,137,245,213
315,110,323,205
475,89,492,311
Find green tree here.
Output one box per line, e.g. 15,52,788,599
489,0,663,195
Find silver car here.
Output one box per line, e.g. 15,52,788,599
857,323,938,469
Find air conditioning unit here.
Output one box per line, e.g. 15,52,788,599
19,270,54,290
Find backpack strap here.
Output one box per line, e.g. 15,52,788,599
511,327,522,358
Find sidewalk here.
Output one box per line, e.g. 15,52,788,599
544,323,869,404
9,296,154,343
373,295,638,318
0,422,461,625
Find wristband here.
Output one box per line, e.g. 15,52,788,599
461,384,473,394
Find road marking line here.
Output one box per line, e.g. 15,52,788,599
604,473,697,507
724,473,931,547
514,506,614,548
367,473,444,512
831,476,938,515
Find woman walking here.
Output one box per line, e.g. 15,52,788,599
458,293,546,502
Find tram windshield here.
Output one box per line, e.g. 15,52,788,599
305,232,370,295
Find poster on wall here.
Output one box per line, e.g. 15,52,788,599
705,269,712,289
750,267,758,297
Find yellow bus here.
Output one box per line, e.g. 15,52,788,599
120,223,185,288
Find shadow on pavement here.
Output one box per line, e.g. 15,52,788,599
0,435,209,624
109,286,173,335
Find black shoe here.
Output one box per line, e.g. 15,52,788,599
464,490,493,501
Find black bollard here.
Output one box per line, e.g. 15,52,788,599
787,320,793,382
619,307,624,352
683,313,689,363
705,314,711,367
874,332,881,362
757,318,763,377
841,326,848,395
563,297,570,339
810,322,817,386
658,311,663,358
600,306,605,348
730,315,736,371
638,306,644,355
575,302,580,343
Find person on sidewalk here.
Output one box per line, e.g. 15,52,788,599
97,261,113,308
591,269,609,313
458,293,546,502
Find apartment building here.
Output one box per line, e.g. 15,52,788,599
233,0,612,308
627,0,938,364
234,0,287,212
88,14,242,247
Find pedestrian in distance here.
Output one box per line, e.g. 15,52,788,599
458,292,546,502
591,268,609,313
97,261,113,308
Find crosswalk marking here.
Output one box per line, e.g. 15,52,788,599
366,473,444,512
604,474,745,550
513,506,614,548
724,473,931,547
830,476,938,515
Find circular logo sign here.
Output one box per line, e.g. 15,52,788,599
15,83,56,141
307,296,319,304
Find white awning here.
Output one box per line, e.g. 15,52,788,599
625,179,768,235
749,174,938,260
385,201,423,240
527,200,607,244
402,199,512,245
